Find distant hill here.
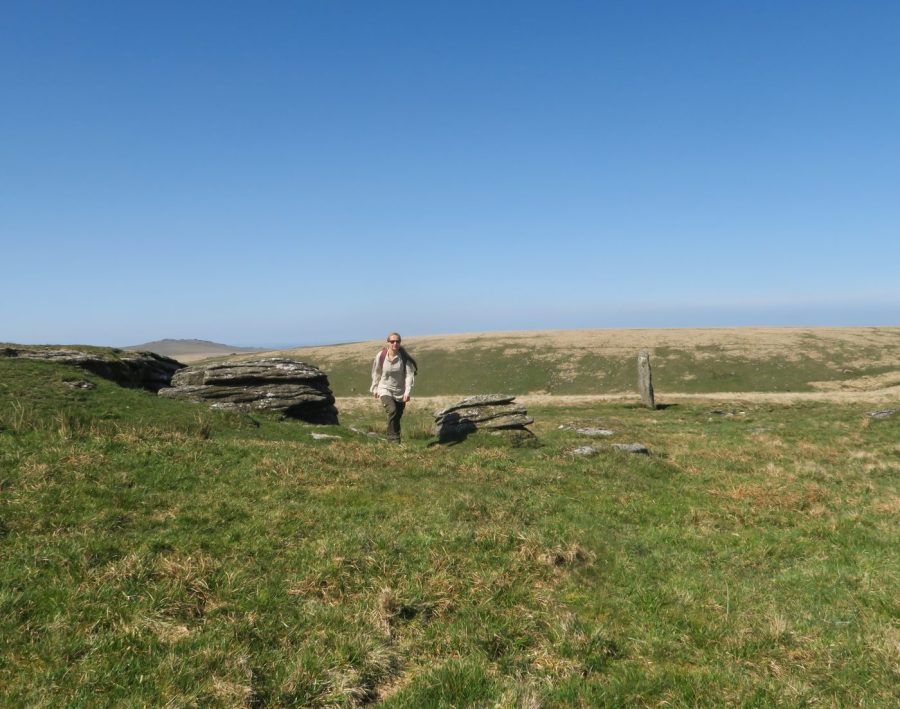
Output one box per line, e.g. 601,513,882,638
124,339,269,363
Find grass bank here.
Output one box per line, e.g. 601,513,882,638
268,327,900,397
1,358,898,706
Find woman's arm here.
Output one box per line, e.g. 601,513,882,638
370,353,382,395
403,365,415,401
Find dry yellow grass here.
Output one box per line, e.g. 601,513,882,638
269,325,900,362
242,326,900,401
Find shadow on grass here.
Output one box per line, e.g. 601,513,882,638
621,402,679,411
427,426,542,449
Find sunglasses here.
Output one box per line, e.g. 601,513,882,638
388,340,401,344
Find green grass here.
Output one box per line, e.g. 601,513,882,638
1,358,898,706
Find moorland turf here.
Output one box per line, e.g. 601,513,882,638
270,327,900,397
1,356,898,706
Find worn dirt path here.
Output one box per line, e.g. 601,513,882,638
337,386,900,413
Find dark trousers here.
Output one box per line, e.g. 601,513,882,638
380,395,406,442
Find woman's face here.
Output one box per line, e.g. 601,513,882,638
387,335,401,353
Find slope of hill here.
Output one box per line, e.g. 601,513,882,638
124,339,266,363
254,327,900,398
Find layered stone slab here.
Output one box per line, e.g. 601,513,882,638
158,358,338,424
433,394,533,441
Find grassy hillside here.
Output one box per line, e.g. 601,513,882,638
1,353,898,706
260,327,900,397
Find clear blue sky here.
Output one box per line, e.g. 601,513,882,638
2,1,898,347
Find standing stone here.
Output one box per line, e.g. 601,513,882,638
637,349,656,410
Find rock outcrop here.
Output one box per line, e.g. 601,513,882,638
433,394,533,441
0,346,183,392
158,358,339,424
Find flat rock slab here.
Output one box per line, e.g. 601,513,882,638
559,425,615,437
866,409,897,419
161,383,331,406
612,443,650,455
171,359,328,386
433,394,532,441
435,394,517,417
435,404,530,426
572,443,650,456
349,426,380,438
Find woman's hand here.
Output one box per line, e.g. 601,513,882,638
402,395,410,403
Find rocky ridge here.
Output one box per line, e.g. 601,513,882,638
0,346,183,392
158,358,339,424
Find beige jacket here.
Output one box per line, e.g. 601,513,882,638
371,350,415,400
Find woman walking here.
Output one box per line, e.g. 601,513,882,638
371,332,417,443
